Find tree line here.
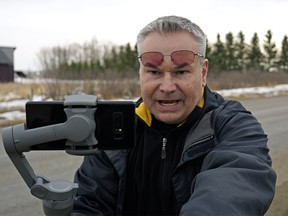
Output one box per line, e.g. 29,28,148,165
207,31,288,73
38,30,288,79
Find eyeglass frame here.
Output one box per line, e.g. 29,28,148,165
138,50,205,67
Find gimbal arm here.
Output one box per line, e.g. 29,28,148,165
2,95,99,215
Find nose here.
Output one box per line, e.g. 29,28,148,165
159,72,177,93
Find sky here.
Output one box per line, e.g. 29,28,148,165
1,0,288,71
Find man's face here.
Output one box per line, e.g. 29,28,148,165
138,31,208,124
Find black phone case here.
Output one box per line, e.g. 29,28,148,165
25,100,135,150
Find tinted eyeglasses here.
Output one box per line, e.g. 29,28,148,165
138,50,204,67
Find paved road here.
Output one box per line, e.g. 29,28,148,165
241,96,288,216
0,95,287,215
241,96,288,186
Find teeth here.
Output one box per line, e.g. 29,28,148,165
160,101,178,106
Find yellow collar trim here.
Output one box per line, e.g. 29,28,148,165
198,86,205,108
135,102,153,126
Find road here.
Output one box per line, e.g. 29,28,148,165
241,96,288,186
241,96,288,216
0,95,288,215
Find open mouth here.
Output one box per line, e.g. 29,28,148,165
158,100,179,107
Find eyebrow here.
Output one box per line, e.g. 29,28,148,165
175,63,190,69
143,63,190,70
144,63,159,68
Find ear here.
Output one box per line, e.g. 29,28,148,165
201,59,209,86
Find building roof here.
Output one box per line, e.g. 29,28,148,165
0,46,16,65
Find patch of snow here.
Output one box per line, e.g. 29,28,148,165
0,111,25,120
0,95,46,109
217,84,288,97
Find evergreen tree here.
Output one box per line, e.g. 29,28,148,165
124,43,138,72
103,46,118,69
225,32,237,71
210,34,226,72
235,31,247,72
118,43,137,72
247,33,263,70
118,45,126,70
205,38,212,59
263,30,277,71
278,35,288,71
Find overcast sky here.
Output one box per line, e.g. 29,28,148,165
1,0,287,71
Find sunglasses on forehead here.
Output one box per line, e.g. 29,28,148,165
138,50,204,67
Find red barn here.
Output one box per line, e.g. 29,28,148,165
0,46,16,82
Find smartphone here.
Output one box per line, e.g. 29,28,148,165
25,100,135,151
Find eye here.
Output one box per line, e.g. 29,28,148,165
147,69,162,75
174,70,189,75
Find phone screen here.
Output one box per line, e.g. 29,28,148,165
25,100,135,150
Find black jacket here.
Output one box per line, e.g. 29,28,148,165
72,87,276,215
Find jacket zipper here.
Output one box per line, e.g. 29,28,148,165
161,137,167,159
192,135,214,146
183,135,214,154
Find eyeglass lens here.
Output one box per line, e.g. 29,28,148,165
139,50,197,67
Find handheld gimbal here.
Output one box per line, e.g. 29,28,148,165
2,95,135,215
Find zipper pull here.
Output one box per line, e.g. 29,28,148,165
161,138,167,159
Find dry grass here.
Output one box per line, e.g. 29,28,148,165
207,70,288,90
95,79,140,99
40,79,141,100
0,80,140,102
0,82,44,101
0,106,25,113
0,70,287,103
0,119,25,128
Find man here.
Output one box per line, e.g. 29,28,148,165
72,15,276,215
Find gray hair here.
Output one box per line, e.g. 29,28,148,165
136,15,207,57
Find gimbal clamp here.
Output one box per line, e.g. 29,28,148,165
2,95,99,215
